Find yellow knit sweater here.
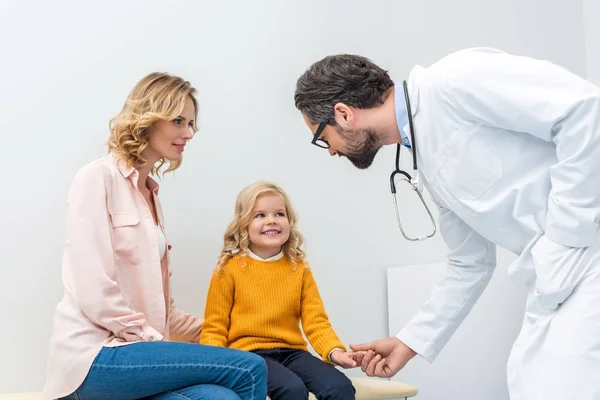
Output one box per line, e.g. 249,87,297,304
199,254,346,362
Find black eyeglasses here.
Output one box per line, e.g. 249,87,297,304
311,121,330,149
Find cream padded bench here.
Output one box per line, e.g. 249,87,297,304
0,377,417,399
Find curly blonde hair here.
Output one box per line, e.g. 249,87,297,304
217,181,306,270
108,72,199,175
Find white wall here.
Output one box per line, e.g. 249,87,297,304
0,0,588,393
584,0,600,85
387,256,526,400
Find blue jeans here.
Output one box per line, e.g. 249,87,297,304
60,342,267,400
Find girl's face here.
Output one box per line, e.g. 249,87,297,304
247,193,290,258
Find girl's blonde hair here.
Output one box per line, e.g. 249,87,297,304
108,72,199,175
217,181,306,270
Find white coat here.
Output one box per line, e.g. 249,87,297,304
396,47,600,400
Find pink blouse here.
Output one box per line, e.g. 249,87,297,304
41,153,203,400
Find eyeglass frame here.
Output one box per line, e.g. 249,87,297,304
311,121,330,149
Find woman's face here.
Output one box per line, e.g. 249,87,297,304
144,96,195,163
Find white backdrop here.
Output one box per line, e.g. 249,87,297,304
584,0,600,85
0,0,593,393
387,252,526,400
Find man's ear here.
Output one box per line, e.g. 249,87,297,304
333,103,355,129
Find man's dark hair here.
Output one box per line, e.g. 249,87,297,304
294,54,394,124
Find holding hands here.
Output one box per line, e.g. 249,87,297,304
341,337,417,378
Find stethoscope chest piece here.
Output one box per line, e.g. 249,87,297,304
390,81,437,241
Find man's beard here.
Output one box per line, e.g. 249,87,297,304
338,128,382,169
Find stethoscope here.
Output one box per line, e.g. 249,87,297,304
389,81,437,241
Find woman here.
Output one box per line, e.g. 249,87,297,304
42,73,267,400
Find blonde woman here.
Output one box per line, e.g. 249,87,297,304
200,181,357,400
42,73,267,400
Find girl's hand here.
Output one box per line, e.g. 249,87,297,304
330,349,358,368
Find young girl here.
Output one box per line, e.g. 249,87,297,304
200,181,357,400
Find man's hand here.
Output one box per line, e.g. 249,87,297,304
348,337,417,377
330,349,358,368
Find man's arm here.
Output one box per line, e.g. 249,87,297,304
397,205,497,362
349,204,496,376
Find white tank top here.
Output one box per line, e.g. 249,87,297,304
156,225,166,259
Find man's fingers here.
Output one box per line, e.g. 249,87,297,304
365,354,382,376
350,342,374,352
374,356,389,377
360,350,375,372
